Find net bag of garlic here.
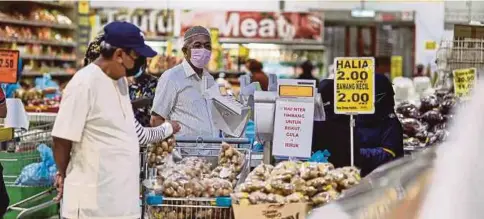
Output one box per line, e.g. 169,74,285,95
209,142,246,185
232,161,362,208
147,136,176,168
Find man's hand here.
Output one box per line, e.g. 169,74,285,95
168,120,181,134
53,172,64,202
150,114,165,127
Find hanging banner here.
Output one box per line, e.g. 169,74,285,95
334,57,375,115
180,11,323,43
390,56,403,80
91,8,175,38
453,67,477,98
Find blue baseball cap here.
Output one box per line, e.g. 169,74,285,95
103,21,157,58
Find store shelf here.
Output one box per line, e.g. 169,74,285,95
22,70,73,77
0,37,76,47
0,18,76,30
21,55,76,62
28,0,75,9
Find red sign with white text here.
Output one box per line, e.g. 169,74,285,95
180,11,323,42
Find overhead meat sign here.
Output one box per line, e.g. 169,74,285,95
180,11,323,42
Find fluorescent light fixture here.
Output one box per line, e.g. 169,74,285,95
246,43,280,49
145,41,168,48
351,9,375,18
221,43,240,49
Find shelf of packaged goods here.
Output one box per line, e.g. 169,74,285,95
21,55,76,62
22,70,73,77
28,0,76,9
0,18,76,30
0,37,76,47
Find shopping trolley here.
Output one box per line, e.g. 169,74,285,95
2,113,58,219
141,137,251,219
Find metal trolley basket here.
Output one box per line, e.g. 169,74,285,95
142,137,252,219
1,113,58,219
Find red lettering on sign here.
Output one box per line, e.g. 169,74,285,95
285,143,299,148
285,120,302,125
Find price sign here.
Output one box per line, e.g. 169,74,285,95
279,85,313,98
0,49,19,83
334,57,375,114
78,0,90,15
390,56,403,80
273,100,314,158
453,67,477,98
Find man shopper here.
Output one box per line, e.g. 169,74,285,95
52,21,175,219
151,26,217,141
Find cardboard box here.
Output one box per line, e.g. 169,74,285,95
233,203,308,219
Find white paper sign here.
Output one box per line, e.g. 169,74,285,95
4,98,29,130
272,100,314,158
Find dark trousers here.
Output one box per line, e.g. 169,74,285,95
0,163,9,217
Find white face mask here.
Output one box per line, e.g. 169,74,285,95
190,48,211,69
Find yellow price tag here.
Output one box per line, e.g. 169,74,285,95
239,45,249,58
166,40,173,56
78,0,90,15
334,57,375,114
453,68,477,98
279,85,314,98
210,28,220,46
425,41,437,50
390,56,403,80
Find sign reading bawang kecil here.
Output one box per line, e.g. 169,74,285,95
334,57,375,115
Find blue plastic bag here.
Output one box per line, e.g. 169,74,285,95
309,150,331,163
15,144,57,186
245,120,264,152
35,74,60,99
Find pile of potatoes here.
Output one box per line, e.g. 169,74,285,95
232,161,361,207
218,142,244,170
149,206,231,219
147,136,176,167
208,143,246,185
157,145,247,198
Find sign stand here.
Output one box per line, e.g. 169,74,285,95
349,114,355,166
333,57,376,167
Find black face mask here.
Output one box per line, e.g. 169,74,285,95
123,56,147,77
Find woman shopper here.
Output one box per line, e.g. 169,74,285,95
298,60,319,87
312,79,361,168
246,59,269,91
356,73,404,176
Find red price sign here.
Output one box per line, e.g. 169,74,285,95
0,49,19,83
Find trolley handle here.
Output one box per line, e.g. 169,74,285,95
175,136,251,145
